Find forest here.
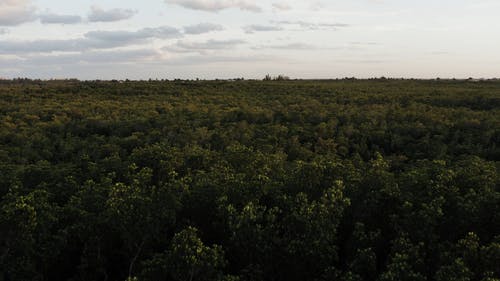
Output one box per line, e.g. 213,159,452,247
0,78,499,281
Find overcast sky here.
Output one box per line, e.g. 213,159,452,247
0,0,499,79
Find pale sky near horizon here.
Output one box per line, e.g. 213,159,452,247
0,0,499,79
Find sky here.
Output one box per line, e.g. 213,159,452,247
0,0,499,79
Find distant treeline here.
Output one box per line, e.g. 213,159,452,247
2,77,500,83
1,79,499,281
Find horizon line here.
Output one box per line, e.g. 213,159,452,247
1,77,500,82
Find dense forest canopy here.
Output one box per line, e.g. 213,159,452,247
1,79,499,281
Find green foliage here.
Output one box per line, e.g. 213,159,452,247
0,79,499,280
167,227,227,281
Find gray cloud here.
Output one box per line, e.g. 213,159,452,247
0,28,7,34
164,39,246,53
39,13,82,24
80,49,160,63
86,26,181,42
1,2,139,26
141,26,183,38
178,39,245,49
0,26,182,54
0,39,88,53
243,20,349,34
0,52,282,80
0,49,163,79
27,49,161,65
88,6,137,22
243,24,283,34
183,23,224,34
165,0,262,12
0,0,37,26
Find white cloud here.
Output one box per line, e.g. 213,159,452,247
88,6,137,22
274,20,349,30
183,23,224,34
272,2,291,11
0,0,36,26
165,0,262,12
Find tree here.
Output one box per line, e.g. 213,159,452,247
106,166,180,280
167,227,227,281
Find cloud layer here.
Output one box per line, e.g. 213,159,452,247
183,23,224,34
244,24,283,34
88,6,137,22
165,0,262,12
0,0,36,26
0,26,182,54
274,20,350,30
165,39,246,53
4,0,490,79
0,2,139,26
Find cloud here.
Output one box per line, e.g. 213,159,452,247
244,21,348,34
0,0,37,26
39,13,82,24
165,0,262,12
274,20,349,30
183,23,224,34
0,39,88,53
0,28,7,34
243,24,283,34
0,51,282,80
86,26,181,42
0,26,182,54
1,2,137,26
164,39,246,53
27,49,162,65
272,2,291,11
88,5,137,22
0,49,163,78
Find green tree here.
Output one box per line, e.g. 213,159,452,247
167,226,227,281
